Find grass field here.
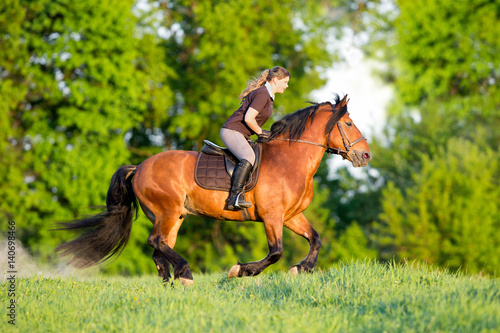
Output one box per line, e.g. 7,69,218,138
2,260,499,332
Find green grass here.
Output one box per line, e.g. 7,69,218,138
2,260,499,332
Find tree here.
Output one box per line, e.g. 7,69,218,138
373,138,500,274
0,0,169,274
357,0,500,274
367,0,500,167
133,0,336,150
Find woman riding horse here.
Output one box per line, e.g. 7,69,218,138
221,66,290,210
56,91,372,286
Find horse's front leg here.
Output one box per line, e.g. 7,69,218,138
284,213,321,274
228,214,283,278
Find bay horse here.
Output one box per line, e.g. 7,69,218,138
56,94,371,285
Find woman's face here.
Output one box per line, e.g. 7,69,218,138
273,76,290,94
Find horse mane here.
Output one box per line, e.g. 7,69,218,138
270,94,348,141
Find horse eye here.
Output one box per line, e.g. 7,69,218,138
346,122,352,127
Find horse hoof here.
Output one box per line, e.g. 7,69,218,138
289,266,299,276
180,277,194,287
228,264,241,278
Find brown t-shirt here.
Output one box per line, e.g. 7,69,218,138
223,86,274,139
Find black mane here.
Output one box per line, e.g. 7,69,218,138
270,94,347,141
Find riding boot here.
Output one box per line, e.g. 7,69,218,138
226,159,253,211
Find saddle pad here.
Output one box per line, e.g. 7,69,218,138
194,152,260,192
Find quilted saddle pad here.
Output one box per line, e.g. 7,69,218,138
194,144,262,192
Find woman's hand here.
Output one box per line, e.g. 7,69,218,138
257,130,272,143
245,107,272,142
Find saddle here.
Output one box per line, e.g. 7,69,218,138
194,140,262,192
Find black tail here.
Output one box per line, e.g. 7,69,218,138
55,165,138,268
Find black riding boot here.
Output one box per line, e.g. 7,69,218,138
227,159,253,210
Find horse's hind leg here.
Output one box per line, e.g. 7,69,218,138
284,213,321,274
152,250,171,283
139,195,192,285
148,213,193,286
149,233,193,286
139,202,172,282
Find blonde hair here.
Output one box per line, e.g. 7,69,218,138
239,66,291,101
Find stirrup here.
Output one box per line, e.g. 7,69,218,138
227,193,252,211
235,193,252,209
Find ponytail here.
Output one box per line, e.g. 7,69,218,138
239,66,291,101
238,69,270,101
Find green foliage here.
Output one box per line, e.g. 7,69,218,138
373,138,500,274
0,0,165,272
3,261,499,332
133,0,335,149
359,0,500,274
306,159,380,265
393,0,500,109
333,222,378,260
368,0,500,177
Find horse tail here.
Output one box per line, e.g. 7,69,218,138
55,165,138,268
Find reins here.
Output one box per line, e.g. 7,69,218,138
271,122,366,158
272,138,331,150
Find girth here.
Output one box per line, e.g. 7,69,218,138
194,140,262,192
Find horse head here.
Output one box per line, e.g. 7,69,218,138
269,94,372,167
326,95,372,167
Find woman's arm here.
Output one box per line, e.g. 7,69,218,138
244,107,263,135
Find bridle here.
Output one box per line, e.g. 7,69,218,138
272,121,366,158
327,122,367,157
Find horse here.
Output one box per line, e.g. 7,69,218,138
55,94,371,286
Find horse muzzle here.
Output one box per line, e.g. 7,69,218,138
349,150,372,167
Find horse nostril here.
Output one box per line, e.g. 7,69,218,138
363,152,371,160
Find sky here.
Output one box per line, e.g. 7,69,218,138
311,45,392,141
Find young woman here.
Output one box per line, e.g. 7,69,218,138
221,66,291,210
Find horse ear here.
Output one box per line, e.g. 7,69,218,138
335,94,350,109
340,94,350,108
